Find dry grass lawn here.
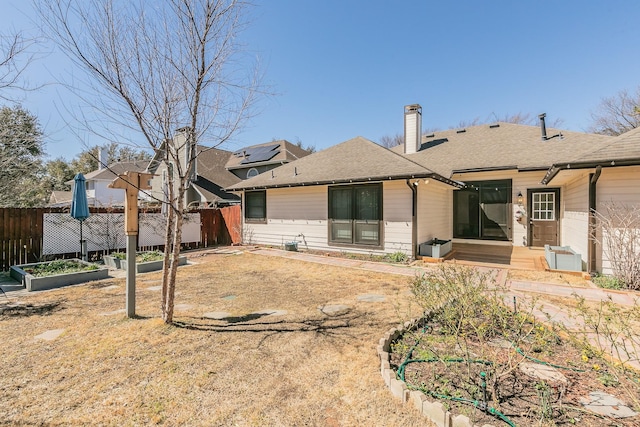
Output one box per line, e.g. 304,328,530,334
0,251,430,426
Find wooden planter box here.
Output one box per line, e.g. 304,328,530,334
10,259,109,292
419,239,452,258
545,245,582,271
103,253,187,273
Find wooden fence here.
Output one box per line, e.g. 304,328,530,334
0,205,241,271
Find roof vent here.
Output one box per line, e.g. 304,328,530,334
456,129,466,134
539,113,548,141
489,123,500,128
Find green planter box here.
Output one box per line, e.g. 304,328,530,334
103,253,187,273
10,259,109,292
544,245,582,271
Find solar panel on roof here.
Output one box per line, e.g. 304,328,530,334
238,143,281,164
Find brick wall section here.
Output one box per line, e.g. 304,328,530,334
377,319,497,427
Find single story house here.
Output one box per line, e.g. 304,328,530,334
227,104,639,274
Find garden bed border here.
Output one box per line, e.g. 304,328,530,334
377,318,496,427
10,259,109,292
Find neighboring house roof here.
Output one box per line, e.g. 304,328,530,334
225,140,311,171
227,136,461,190
190,147,241,203
83,161,150,181
48,190,73,207
391,122,612,177
195,147,242,188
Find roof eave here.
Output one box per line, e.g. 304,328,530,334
227,172,464,191
541,158,640,185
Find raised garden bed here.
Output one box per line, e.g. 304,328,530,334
103,251,187,273
419,238,452,258
10,259,109,292
545,244,582,271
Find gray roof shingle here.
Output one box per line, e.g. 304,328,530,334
392,122,613,177
227,136,439,190
570,126,640,163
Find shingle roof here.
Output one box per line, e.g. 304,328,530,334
83,161,150,181
570,126,640,163
225,140,311,170
195,147,241,188
227,136,443,190
391,122,612,177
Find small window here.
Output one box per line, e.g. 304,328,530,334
246,168,259,179
245,190,266,222
532,192,555,220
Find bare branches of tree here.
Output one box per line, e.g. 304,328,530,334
0,31,39,101
592,202,640,290
39,0,261,323
589,86,640,136
378,133,403,148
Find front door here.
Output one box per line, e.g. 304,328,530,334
528,188,560,247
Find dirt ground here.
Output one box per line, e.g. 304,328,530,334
0,250,431,426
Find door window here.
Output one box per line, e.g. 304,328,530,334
532,192,555,220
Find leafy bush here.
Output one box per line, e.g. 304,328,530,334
25,260,99,277
592,273,625,290
385,251,408,263
110,251,164,262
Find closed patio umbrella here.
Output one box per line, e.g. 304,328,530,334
70,173,90,261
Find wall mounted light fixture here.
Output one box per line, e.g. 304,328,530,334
517,191,523,205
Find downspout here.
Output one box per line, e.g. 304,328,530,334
406,180,417,260
588,166,602,275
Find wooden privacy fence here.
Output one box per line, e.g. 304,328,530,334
0,205,241,271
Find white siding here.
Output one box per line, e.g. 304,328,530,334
511,171,549,247
246,181,413,256
248,186,327,249
382,181,413,254
595,166,640,274
416,180,452,245
561,173,590,266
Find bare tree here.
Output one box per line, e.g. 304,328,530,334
378,133,403,148
589,86,640,136
39,0,260,323
0,31,39,100
592,202,640,290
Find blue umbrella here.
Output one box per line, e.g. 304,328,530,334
71,173,90,260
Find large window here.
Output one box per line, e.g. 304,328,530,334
453,180,512,241
245,190,266,222
329,184,382,246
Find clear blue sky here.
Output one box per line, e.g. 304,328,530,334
2,0,639,160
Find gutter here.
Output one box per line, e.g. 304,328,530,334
405,180,418,260
542,158,640,185
588,166,602,275
227,172,464,192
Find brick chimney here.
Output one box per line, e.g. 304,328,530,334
404,104,422,154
